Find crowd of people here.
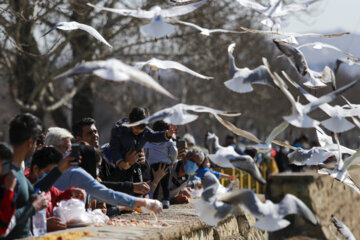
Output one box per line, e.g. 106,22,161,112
0,107,318,239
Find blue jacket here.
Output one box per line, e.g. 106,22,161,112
144,140,178,165
54,167,137,208
110,118,169,165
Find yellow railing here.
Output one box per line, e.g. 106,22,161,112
211,168,266,194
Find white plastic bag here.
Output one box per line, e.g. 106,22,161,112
53,198,109,227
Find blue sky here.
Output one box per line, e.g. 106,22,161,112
283,0,360,34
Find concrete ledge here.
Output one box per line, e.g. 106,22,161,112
36,201,266,240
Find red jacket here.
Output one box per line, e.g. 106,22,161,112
24,169,73,217
0,176,16,235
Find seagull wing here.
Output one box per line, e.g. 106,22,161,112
341,148,360,171
72,22,112,48
303,80,358,113
228,155,266,184
219,189,266,218
297,42,358,61
236,0,268,13
172,19,205,31
160,0,208,17
315,126,333,147
54,60,107,79
277,194,317,224
228,43,238,77
185,104,240,117
201,172,223,202
273,39,308,76
265,121,289,145
331,215,356,240
213,114,260,144
146,58,213,79
123,107,175,127
87,3,154,19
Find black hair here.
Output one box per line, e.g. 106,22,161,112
129,107,147,123
0,142,13,160
152,120,169,131
226,134,236,140
72,117,96,138
31,147,62,170
9,113,43,146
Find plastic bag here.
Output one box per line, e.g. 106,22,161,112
53,199,110,226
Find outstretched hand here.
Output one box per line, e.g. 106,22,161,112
166,124,177,138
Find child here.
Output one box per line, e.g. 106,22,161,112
196,157,236,181
144,121,178,209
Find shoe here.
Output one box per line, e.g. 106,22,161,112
162,200,170,209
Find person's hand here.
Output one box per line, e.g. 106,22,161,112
125,149,138,165
144,199,162,214
173,194,189,204
229,175,237,181
70,188,86,201
32,192,48,211
177,148,187,159
47,217,67,232
178,187,191,198
138,149,145,165
166,124,177,138
152,163,169,182
2,170,17,191
133,182,150,195
57,153,76,173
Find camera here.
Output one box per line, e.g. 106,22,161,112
177,139,186,149
1,159,11,176
70,143,81,165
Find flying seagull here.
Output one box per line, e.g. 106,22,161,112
239,26,349,45
288,147,334,166
283,71,360,133
213,114,295,150
87,1,207,39
218,189,318,231
172,19,245,37
330,215,356,240
122,103,240,127
236,0,320,29
264,58,358,128
205,132,266,184
134,58,213,80
54,58,176,100
42,21,112,48
273,39,336,89
224,43,277,93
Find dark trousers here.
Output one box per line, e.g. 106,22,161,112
151,163,170,201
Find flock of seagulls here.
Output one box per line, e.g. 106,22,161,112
42,0,360,236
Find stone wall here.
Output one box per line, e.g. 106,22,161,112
267,172,360,240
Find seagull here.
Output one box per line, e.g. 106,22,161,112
282,71,360,133
42,21,112,48
205,132,266,184
213,114,295,150
218,189,318,231
317,134,360,194
122,103,240,127
224,43,277,93
194,172,233,226
171,19,245,37
288,147,334,166
87,1,207,39
330,215,356,240
133,58,213,80
239,26,349,45
53,58,176,100
168,0,200,5
273,39,336,89
264,58,358,128
334,57,360,76
236,0,320,29
297,42,359,63
341,96,360,130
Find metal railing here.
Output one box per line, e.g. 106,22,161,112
211,168,266,194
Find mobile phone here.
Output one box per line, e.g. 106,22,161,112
1,159,11,176
70,143,81,165
36,135,44,145
177,139,186,149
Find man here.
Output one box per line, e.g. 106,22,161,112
5,113,74,239
109,107,176,183
70,119,149,195
0,143,17,237
157,148,205,204
45,127,73,154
